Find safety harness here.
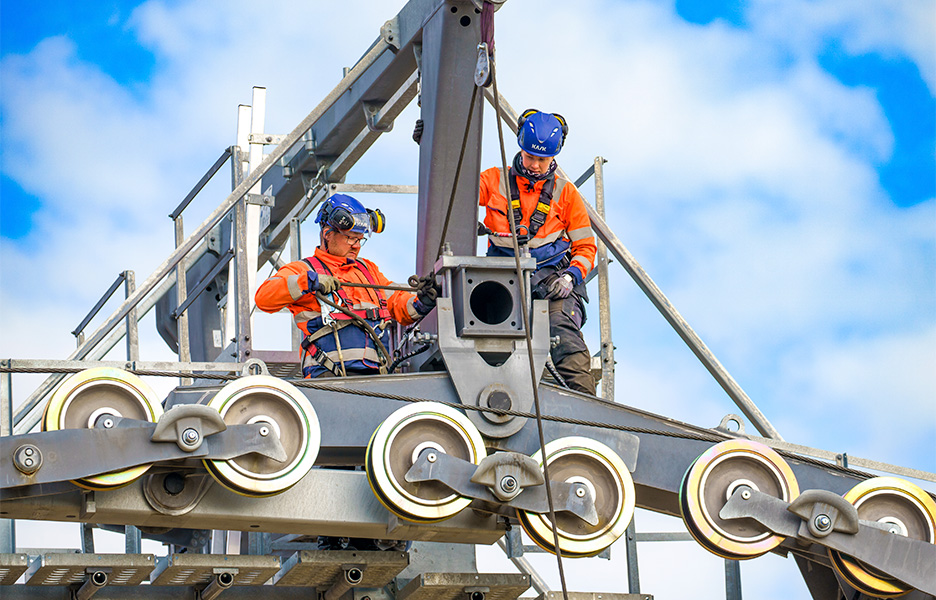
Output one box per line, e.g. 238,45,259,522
508,167,556,245
299,256,390,376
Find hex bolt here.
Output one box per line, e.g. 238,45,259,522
182,428,200,446
500,475,518,493
815,514,832,532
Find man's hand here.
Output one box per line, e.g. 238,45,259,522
545,272,574,300
307,271,341,295
414,273,441,314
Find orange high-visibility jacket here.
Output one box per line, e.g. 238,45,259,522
479,167,596,283
255,247,420,376
255,247,420,334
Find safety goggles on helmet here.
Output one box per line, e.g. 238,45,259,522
316,193,375,236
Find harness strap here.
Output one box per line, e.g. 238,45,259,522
507,167,556,245
302,257,391,321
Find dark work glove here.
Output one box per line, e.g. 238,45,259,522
414,273,441,314
545,272,574,300
307,271,341,295
412,119,423,145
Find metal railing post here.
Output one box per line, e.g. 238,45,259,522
0,363,15,553
124,271,139,362
593,157,615,402
625,519,640,594
725,558,742,599
173,216,193,385
290,217,302,353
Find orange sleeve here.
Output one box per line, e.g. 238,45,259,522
254,261,315,313
479,168,499,207
561,183,597,282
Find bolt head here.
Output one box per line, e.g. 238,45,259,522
741,489,751,500
815,514,832,531
427,453,437,463
102,418,114,429
259,426,269,437
575,485,586,498
500,475,517,492
182,428,200,444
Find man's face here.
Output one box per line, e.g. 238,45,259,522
520,150,553,175
324,229,365,259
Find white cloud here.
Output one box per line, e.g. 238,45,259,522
748,0,936,93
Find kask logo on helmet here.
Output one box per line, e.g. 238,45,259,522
532,144,547,151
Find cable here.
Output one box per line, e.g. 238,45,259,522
387,341,432,374
489,54,570,599
314,291,393,370
545,358,570,389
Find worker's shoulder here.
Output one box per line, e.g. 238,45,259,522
480,166,503,180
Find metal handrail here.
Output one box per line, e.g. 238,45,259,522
71,272,128,338
169,147,233,220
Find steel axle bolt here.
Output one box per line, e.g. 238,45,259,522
815,514,832,532
259,426,270,437
741,489,751,500
427,453,437,463
103,418,115,429
575,485,586,498
182,428,200,445
501,475,517,493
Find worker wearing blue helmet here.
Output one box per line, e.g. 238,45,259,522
256,194,438,379
479,109,598,394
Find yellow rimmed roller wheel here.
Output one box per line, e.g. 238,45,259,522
366,402,486,523
517,437,635,558
680,439,799,560
828,477,936,599
203,375,320,497
42,367,163,490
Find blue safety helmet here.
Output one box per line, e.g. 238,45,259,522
316,194,371,236
517,109,568,157
315,193,386,236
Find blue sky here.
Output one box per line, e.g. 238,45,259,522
1,1,934,598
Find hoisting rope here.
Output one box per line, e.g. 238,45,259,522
486,11,571,598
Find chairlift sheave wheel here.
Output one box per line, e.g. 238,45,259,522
202,375,320,497
679,439,799,560
828,476,936,599
366,402,486,523
42,366,164,490
516,436,635,558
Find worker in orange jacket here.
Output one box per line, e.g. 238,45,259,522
255,194,437,379
478,109,597,394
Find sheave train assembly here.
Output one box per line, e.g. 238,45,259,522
1,1,934,598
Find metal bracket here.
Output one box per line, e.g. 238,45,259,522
151,404,227,452
380,17,400,50
788,489,859,537
246,193,274,206
469,452,544,502
719,487,936,595
362,100,393,133
404,450,598,526
247,133,285,145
